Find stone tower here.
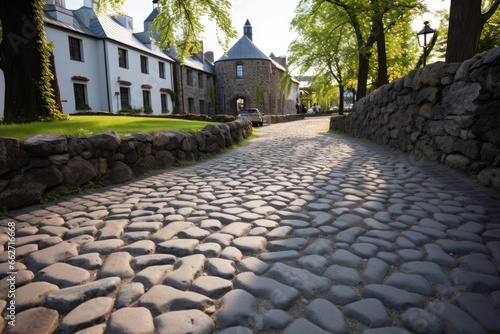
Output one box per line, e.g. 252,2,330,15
214,20,286,115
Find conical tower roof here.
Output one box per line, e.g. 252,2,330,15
216,35,269,62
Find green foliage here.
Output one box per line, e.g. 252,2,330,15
93,0,127,15
35,0,68,121
120,105,154,114
119,104,133,113
77,128,94,137
292,0,423,100
152,0,237,61
479,0,500,52
76,104,92,111
255,84,263,111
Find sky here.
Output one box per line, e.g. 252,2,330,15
65,0,450,59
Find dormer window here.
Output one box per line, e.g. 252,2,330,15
236,64,243,78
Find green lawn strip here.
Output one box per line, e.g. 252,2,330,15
0,115,213,140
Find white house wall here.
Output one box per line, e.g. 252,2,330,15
0,19,175,117
46,26,106,113
106,42,173,113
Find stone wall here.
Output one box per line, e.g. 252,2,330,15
330,47,500,190
175,64,215,115
0,119,253,210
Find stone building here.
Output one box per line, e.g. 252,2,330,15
214,20,299,116
166,46,217,115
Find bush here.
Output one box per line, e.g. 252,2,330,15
212,114,235,122
120,104,133,113
76,104,92,111
187,113,209,121
143,106,154,114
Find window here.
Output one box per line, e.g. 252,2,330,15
120,86,130,108
188,98,195,113
236,64,243,78
73,83,87,107
161,93,168,113
68,37,83,61
159,61,165,79
199,100,205,114
142,90,151,108
140,56,148,74
187,69,193,86
198,73,204,88
118,48,128,68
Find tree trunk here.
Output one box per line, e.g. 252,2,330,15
376,20,389,87
357,53,369,101
446,0,484,62
338,84,344,115
0,0,55,123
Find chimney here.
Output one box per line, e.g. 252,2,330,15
204,51,214,63
244,19,252,41
83,0,96,10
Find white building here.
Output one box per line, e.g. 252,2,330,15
0,0,176,116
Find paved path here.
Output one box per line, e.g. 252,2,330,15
1,117,500,334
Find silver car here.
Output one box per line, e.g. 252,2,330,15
238,108,264,126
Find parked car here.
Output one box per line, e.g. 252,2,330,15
306,105,321,114
238,108,264,126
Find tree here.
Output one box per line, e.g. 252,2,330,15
316,0,422,100
478,3,500,52
446,0,500,62
288,3,357,114
0,0,236,124
0,0,61,124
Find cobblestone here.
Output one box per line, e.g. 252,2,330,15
304,298,347,333
106,307,154,334
35,262,91,288
154,309,215,334
58,297,114,333
115,282,145,308
343,298,390,327
234,272,300,309
3,117,500,333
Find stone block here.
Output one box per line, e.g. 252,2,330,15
0,137,29,175
22,134,68,157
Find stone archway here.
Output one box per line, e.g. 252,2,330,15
228,94,250,116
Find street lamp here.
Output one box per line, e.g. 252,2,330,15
417,21,435,67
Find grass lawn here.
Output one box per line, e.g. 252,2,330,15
0,115,214,140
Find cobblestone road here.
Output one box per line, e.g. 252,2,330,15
2,117,500,334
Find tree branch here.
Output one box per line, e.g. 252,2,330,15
483,0,500,22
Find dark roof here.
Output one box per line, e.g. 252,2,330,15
215,35,269,62
145,8,159,22
44,7,173,62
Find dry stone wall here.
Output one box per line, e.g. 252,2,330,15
0,120,253,210
330,47,500,190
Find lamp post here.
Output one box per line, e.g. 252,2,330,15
417,21,436,67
